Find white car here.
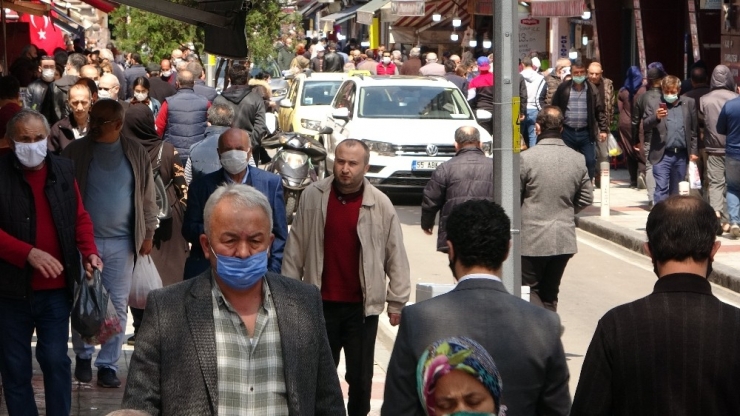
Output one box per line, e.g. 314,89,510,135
323,75,493,190
278,72,346,136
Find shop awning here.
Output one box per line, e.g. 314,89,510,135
529,0,583,17
319,3,361,25
2,0,50,16
393,0,471,30
356,0,389,25
299,0,324,16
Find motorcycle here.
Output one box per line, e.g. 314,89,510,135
262,127,331,224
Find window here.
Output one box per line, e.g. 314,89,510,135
301,81,343,106
357,86,473,119
333,81,357,117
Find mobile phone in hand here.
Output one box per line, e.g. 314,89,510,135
659,103,667,111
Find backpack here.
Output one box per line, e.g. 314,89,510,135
153,143,172,221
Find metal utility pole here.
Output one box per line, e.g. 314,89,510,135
492,0,521,296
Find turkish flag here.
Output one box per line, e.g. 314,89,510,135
20,14,66,54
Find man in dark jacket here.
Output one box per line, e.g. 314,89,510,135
276,37,294,71
124,53,147,100
323,43,344,73
48,83,91,153
0,109,101,416
145,63,177,104
49,53,86,126
551,60,608,181
572,195,740,416
700,65,738,233
25,56,57,119
156,70,210,165
421,126,492,252
182,128,287,278
632,63,666,205
185,103,234,183
187,61,218,102
213,63,267,162
443,59,468,98
400,47,422,76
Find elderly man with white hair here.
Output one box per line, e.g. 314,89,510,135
419,52,446,76
401,47,422,75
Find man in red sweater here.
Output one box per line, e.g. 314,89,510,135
0,109,101,416
376,51,398,76
283,139,410,416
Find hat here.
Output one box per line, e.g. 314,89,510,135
647,67,665,80
531,57,540,70
146,63,162,74
315,44,325,53
477,56,490,71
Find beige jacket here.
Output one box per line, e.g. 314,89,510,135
283,177,410,316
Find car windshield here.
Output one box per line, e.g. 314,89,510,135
250,59,281,79
302,81,343,106
357,86,474,119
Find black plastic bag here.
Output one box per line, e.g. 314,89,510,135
71,268,107,340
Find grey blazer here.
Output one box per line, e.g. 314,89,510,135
381,278,571,416
643,95,698,165
520,135,593,256
122,271,346,416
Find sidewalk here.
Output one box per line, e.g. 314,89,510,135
576,168,740,292
0,312,391,416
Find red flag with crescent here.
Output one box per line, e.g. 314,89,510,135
20,13,66,53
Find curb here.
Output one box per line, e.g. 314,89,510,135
575,215,740,293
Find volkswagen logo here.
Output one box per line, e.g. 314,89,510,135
426,144,439,157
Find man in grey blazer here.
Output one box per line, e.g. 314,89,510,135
381,200,571,416
122,184,345,415
521,106,593,311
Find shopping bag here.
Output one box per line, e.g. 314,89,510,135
129,255,162,309
689,161,702,189
90,297,123,346
71,268,105,340
607,133,622,157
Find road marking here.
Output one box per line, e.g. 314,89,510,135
577,230,740,308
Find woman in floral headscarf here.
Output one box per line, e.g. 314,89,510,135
417,337,505,416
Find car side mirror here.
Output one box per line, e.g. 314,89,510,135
476,109,493,121
332,107,351,121
280,98,293,109
319,126,333,135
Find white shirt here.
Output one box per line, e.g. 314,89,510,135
458,273,502,284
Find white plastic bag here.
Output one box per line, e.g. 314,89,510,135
129,255,162,309
688,161,702,190
607,133,622,157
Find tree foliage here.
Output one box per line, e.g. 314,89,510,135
245,0,300,61
109,5,203,62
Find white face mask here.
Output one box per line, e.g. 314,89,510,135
134,92,148,102
383,57,391,64
14,138,48,168
220,150,249,175
97,89,112,100
41,68,55,82
161,70,172,78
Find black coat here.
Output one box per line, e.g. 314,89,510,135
213,85,267,145
421,147,493,252
571,274,740,416
148,77,177,104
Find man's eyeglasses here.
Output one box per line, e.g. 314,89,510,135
98,86,116,91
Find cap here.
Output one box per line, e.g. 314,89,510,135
146,63,162,74
647,67,665,80
531,57,540,69
477,56,490,70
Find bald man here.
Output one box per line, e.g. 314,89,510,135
421,125,494,252
155,70,210,164
588,62,614,187
80,65,100,83
182,128,287,278
97,73,129,111
419,52,446,76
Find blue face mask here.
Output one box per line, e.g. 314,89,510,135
572,75,587,84
209,243,268,290
663,94,678,103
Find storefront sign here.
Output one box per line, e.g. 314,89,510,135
357,11,374,25
559,35,568,58
390,0,424,16
519,18,547,59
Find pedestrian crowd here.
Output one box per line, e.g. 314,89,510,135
0,38,739,416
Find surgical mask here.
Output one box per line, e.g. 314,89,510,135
173,58,182,66
220,149,249,175
41,68,55,82
134,92,148,102
14,138,48,168
383,57,391,64
663,94,678,104
161,70,172,78
97,89,112,100
572,75,587,84
209,244,268,290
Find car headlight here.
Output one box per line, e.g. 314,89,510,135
300,119,323,131
272,88,288,97
482,141,492,155
363,140,396,156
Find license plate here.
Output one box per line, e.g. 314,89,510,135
412,160,441,170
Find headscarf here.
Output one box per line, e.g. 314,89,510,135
417,337,504,416
621,66,644,101
120,102,161,162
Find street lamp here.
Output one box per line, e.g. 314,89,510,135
483,36,492,49
450,32,459,41
581,9,591,20
452,17,461,27
469,39,477,47
568,47,578,60
433,13,441,21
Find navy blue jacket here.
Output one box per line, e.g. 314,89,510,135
194,79,218,103
163,88,209,161
182,167,287,273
